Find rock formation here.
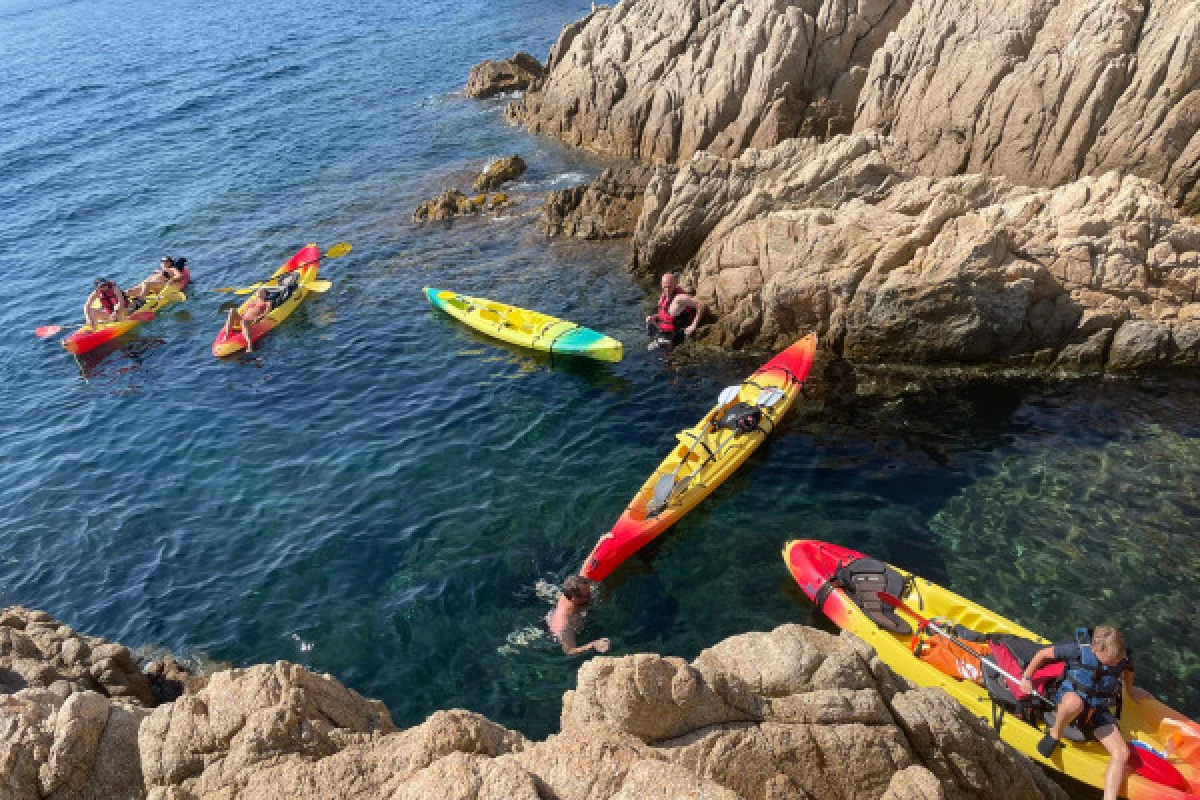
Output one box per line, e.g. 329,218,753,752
507,0,913,164
464,52,544,99
541,165,655,238
633,132,1200,369
0,606,1068,800
413,189,511,222
473,155,527,191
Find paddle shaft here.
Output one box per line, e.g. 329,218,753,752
878,592,1055,704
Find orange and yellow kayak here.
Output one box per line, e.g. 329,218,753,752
62,281,188,355
581,334,817,581
784,539,1200,800
212,244,322,357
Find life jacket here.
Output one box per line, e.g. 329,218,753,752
1063,627,1129,709
97,285,122,313
656,286,695,333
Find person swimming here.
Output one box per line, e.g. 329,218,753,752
543,576,610,656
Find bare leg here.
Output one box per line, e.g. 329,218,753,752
1094,725,1130,800
243,316,255,352
85,307,111,329
1050,692,1084,741
223,309,239,339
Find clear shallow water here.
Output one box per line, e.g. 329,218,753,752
0,0,1195,749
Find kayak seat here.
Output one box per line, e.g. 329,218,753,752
819,557,913,635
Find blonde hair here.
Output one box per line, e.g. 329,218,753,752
1092,626,1127,661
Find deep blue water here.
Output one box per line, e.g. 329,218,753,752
0,0,1195,748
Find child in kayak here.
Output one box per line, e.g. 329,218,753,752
84,278,129,328
127,257,189,301
543,576,610,656
222,288,273,353
1019,626,1151,800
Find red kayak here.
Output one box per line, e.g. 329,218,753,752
581,335,817,581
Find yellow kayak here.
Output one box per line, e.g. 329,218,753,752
784,540,1200,799
63,284,187,355
424,288,623,362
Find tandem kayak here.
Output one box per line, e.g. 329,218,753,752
424,288,623,362
580,334,817,581
62,282,188,355
783,539,1200,800
212,244,323,357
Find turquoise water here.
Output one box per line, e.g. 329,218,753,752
0,0,1195,748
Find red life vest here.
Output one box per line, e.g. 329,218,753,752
97,285,122,313
656,286,695,333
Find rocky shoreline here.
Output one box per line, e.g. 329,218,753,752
0,605,1072,799
459,0,1200,375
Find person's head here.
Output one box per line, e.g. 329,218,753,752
160,257,174,271
660,273,678,292
561,576,593,606
1091,626,1127,665
94,277,114,291
255,288,270,301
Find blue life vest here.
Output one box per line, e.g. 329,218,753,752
1063,627,1128,709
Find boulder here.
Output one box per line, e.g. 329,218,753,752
473,155,526,192
414,189,513,222
542,165,657,239
465,52,544,99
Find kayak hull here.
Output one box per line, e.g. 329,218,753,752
581,335,817,581
424,287,623,363
783,539,1200,800
212,246,321,357
62,281,188,355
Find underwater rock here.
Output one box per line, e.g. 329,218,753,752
465,52,544,99
473,155,527,192
541,165,657,239
0,608,1068,799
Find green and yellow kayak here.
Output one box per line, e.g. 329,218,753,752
424,288,623,362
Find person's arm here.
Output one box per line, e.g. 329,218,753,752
559,630,610,656
1019,646,1056,694
672,295,705,336
1124,670,1151,702
83,289,97,315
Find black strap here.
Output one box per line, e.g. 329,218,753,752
813,578,838,611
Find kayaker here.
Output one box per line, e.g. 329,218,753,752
221,288,273,353
84,278,129,328
127,257,189,301
1019,626,1151,800
543,576,610,656
645,272,704,348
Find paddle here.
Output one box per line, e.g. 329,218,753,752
877,592,1054,704
214,242,351,293
648,385,787,514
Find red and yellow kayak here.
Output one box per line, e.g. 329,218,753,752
784,539,1200,800
62,280,188,355
581,334,817,581
212,244,322,357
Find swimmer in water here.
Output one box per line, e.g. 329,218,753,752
544,575,610,656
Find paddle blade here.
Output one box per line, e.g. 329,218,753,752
35,325,64,338
648,472,677,513
717,385,741,406
1129,741,1188,790
304,280,332,292
757,387,785,407
325,242,352,258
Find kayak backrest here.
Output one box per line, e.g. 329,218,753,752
833,558,912,635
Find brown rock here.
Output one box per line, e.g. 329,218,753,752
542,165,656,239
465,52,544,99
473,155,527,192
414,189,474,222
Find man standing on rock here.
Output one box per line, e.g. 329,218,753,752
646,272,704,349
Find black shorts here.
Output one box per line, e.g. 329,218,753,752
646,320,684,346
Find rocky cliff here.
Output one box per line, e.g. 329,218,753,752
0,606,1068,800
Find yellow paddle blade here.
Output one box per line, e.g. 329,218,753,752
304,279,332,292
325,242,351,258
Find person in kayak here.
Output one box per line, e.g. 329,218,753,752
1019,626,1151,800
221,288,273,353
127,257,189,301
543,576,610,656
84,278,130,328
645,272,704,348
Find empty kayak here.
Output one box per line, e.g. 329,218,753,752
424,288,623,362
784,539,1200,800
581,334,817,581
63,282,188,355
212,244,323,357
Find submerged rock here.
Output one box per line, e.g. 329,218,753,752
0,607,1067,799
473,155,527,192
541,165,656,239
413,188,512,222
632,131,1200,372
465,52,544,99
